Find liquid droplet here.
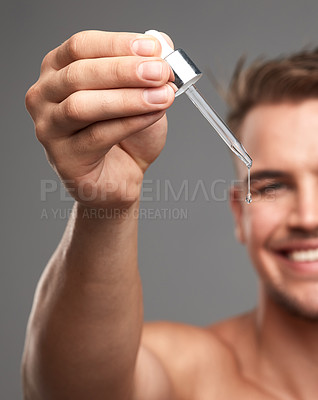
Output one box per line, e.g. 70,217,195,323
245,193,252,204
245,166,252,204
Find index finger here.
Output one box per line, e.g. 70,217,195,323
46,30,164,71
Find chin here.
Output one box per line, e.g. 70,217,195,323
266,282,318,323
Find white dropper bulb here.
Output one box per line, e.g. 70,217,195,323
144,29,202,96
144,30,174,59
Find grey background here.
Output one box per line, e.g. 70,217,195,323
2,0,318,397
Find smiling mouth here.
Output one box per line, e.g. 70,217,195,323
286,248,318,262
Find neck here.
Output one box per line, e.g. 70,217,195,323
253,282,318,399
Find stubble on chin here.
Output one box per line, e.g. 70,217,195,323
266,282,318,323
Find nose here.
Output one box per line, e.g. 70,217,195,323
287,179,318,232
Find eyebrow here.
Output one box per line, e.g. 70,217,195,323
246,170,290,184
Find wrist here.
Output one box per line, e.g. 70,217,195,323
75,200,140,225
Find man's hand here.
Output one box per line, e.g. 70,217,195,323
26,30,175,209
23,31,177,400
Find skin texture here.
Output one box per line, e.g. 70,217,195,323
22,30,318,400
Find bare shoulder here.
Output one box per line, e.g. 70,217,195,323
206,309,257,348
141,319,240,363
138,317,251,399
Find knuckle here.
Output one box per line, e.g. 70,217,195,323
108,34,116,56
114,90,131,113
109,58,138,87
25,83,41,112
25,87,34,111
110,60,121,83
34,120,48,145
82,123,105,149
110,58,123,85
115,89,147,115
63,94,81,121
67,31,87,61
118,115,132,133
64,62,80,89
87,123,104,146
86,60,100,83
41,51,53,72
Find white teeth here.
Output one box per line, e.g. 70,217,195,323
288,248,318,262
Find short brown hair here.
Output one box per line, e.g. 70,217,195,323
226,47,318,137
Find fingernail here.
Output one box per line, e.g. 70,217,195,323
138,61,163,80
143,86,170,104
132,39,156,56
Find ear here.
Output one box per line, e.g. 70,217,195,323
229,184,246,244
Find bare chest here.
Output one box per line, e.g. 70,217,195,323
187,369,279,400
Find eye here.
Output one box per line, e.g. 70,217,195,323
263,182,285,191
252,181,288,195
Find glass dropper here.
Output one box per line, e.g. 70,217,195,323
145,29,252,169
185,85,252,168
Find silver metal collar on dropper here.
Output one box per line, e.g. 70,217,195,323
145,30,202,97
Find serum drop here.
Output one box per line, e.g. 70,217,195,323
245,167,252,204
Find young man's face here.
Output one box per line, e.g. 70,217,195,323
231,100,318,319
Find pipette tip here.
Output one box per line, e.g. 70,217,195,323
231,143,252,169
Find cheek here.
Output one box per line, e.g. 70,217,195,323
242,200,288,250
241,203,282,279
